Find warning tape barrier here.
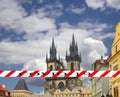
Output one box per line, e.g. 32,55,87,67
0,70,120,78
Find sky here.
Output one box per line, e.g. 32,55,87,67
0,0,120,94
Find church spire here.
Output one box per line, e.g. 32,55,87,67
52,38,55,49
72,34,75,47
66,34,81,62
46,38,57,63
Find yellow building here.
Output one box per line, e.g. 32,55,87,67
10,79,32,97
81,86,91,97
109,22,120,97
54,88,81,97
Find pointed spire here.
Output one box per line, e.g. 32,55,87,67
46,53,48,62
47,38,57,62
59,55,61,62
66,34,81,62
76,43,78,51
52,37,55,49
66,50,68,56
72,34,75,46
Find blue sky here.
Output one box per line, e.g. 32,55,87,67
0,0,120,94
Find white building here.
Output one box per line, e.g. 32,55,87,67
92,56,109,97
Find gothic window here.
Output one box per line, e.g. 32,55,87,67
71,63,74,70
49,65,53,70
58,82,65,91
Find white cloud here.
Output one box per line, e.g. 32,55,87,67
85,0,120,10
106,0,120,10
0,0,62,35
0,0,26,30
36,0,63,18
21,15,56,33
67,5,85,14
23,58,46,70
85,0,105,9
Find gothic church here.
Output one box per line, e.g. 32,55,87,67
45,35,82,97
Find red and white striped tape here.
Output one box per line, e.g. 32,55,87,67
0,70,120,78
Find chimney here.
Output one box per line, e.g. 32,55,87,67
2,84,5,88
101,56,104,63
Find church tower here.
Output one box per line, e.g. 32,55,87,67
46,38,64,70
66,34,81,70
45,35,82,96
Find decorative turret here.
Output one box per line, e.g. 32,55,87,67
66,34,81,62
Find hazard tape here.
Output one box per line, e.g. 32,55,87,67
0,70,120,78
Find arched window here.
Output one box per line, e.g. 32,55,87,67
58,82,64,91
71,63,74,70
49,65,53,70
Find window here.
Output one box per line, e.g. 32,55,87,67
49,65,53,70
113,64,118,70
71,63,74,70
58,82,65,91
115,45,118,53
114,86,118,97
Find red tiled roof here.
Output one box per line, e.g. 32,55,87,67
95,59,109,64
0,85,8,92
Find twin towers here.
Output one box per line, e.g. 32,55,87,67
46,35,81,71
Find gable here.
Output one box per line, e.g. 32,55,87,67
112,22,120,46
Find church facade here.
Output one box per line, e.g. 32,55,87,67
45,35,82,97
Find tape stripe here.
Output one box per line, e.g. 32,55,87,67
17,70,27,77
100,70,110,77
64,70,75,78
0,70,4,74
29,70,40,77
112,71,120,77
89,70,99,77
53,70,63,78
77,70,87,77
5,70,16,77
41,70,51,78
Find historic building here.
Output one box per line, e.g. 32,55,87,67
45,35,82,97
10,79,32,97
81,86,92,97
109,22,120,97
91,56,109,97
0,85,11,97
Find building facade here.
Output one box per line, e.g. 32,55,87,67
10,79,32,97
92,56,109,97
109,22,120,97
81,86,92,97
45,35,82,97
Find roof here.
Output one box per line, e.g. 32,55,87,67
0,85,8,92
14,79,29,91
95,59,109,64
